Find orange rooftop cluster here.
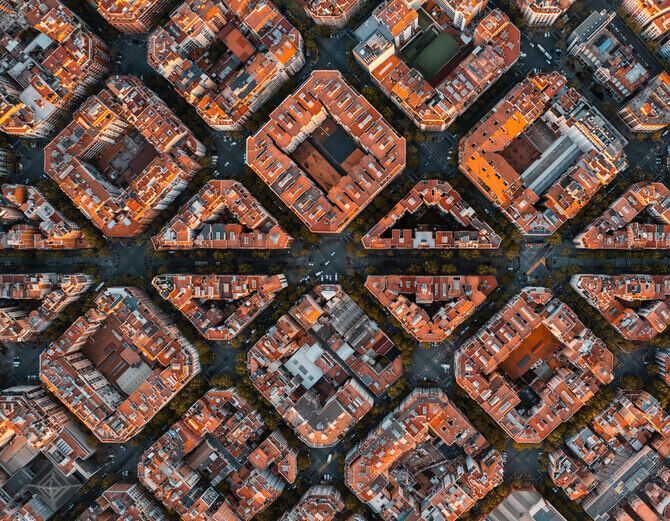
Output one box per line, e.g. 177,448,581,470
0,184,91,250
77,483,166,521
549,391,670,521
39,287,201,443
304,0,364,28
455,287,614,443
248,284,402,447
365,275,497,342
575,182,670,249
0,0,110,138
44,75,205,238
362,180,501,249
138,388,298,520
572,274,670,341
280,485,362,521
152,180,292,250
353,2,519,130
459,72,628,236
247,70,406,233
620,0,670,40
345,388,504,520
618,72,670,133
147,0,304,130
0,273,91,342
92,0,169,33
516,0,576,26
152,273,287,341
0,385,99,521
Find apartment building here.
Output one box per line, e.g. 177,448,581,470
44,76,205,237
455,287,614,443
345,388,504,520
459,72,628,236
365,275,497,342
147,0,304,130
138,388,298,520
152,274,287,341
571,274,670,341
0,184,91,249
618,72,670,132
0,0,109,138
248,285,402,447
361,180,501,250
246,70,406,233
0,385,98,521
0,273,91,342
353,2,519,131
152,180,293,250
549,392,670,520
575,182,670,249
39,287,200,443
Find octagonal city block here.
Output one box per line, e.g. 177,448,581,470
459,72,628,236
246,70,406,233
40,287,201,443
345,388,504,520
138,388,297,520
44,76,205,237
248,284,403,447
147,0,304,130
455,287,614,444
353,4,520,131
361,179,501,250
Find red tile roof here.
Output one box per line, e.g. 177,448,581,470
246,70,406,233
365,274,497,342
152,273,287,340
44,76,205,237
572,274,670,341
575,182,670,249
361,180,501,249
455,287,614,443
152,180,292,249
345,388,504,520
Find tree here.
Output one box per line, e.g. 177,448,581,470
209,374,234,388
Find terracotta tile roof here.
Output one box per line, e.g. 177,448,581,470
459,72,627,236
0,0,109,138
94,0,169,33
455,287,614,443
147,0,304,130
345,388,504,519
248,285,402,447
362,179,501,249
246,70,406,233
0,184,92,250
138,388,297,520
365,274,497,342
152,180,292,249
575,182,670,249
152,273,287,340
572,274,670,341
354,5,518,131
0,273,91,342
39,287,201,443
44,76,205,238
